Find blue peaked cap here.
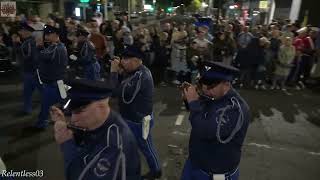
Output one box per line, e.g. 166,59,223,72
65,78,113,110
122,45,145,60
44,25,60,34
200,61,239,84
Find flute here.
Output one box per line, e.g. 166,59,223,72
49,120,88,132
179,82,215,101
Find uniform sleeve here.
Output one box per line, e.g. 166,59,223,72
109,72,122,98
58,45,69,67
137,70,154,117
188,100,204,130
60,139,78,171
31,40,39,64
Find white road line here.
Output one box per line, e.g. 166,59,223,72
247,142,272,149
246,142,320,157
175,114,185,126
308,152,320,156
162,160,168,168
283,90,293,96
172,130,189,136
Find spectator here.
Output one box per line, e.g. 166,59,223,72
29,15,45,43
236,37,265,88
89,19,108,60
212,32,230,62
237,26,253,49
271,37,295,90
170,30,189,84
153,32,170,85
122,26,134,46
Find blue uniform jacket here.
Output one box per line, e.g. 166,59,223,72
61,111,141,180
188,88,250,174
19,36,39,74
110,65,154,122
39,42,68,83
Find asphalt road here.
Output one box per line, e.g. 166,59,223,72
0,71,319,180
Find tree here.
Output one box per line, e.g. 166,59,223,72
186,0,201,13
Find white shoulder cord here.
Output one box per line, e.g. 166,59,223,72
121,71,143,104
40,44,59,62
216,97,244,144
78,124,124,180
80,41,89,57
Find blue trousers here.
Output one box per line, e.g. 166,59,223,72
125,118,161,173
23,72,42,113
36,83,62,128
181,159,239,180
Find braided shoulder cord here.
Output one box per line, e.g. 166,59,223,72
216,97,244,144
40,44,59,62
121,71,143,104
80,41,89,57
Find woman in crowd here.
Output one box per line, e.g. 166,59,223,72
271,37,295,90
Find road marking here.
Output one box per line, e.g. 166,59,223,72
175,114,185,126
168,144,178,148
162,160,168,168
308,152,320,156
283,90,293,96
172,130,188,136
247,142,272,149
246,142,320,157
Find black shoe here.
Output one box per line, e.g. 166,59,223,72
142,171,162,180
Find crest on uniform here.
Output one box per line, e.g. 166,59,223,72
94,158,111,177
204,66,212,71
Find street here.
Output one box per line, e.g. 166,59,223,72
0,72,319,180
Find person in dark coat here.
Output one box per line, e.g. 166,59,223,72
235,37,265,88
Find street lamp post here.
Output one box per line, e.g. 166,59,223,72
128,0,131,21
104,0,108,20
